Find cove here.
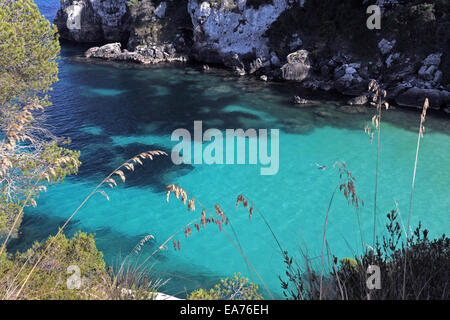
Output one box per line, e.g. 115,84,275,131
9,0,450,299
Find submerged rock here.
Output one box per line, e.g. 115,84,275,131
395,87,448,109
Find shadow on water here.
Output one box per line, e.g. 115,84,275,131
6,211,226,298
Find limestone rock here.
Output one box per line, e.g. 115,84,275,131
281,50,311,81
54,0,130,43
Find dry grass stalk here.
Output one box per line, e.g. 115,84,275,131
366,80,389,249
147,185,275,299
8,150,167,299
402,98,429,299
236,194,284,254
319,161,363,300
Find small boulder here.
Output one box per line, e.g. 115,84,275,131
85,43,122,59
293,96,309,105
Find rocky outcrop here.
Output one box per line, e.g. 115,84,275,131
281,50,311,81
54,0,130,43
53,0,449,113
126,1,192,53
188,0,291,64
84,42,188,64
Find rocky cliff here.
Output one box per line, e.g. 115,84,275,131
54,0,450,112
188,0,293,63
54,0,130,43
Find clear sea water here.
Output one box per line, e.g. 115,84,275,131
9,1,450,298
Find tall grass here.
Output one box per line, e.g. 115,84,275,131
403,98,429,299
1,84,444,300
2,150,167,299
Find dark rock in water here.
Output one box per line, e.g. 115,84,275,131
293,96,309,105
281,50,311,81
347,95,368,106
395,87,448,109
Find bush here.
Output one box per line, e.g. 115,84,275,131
1,232,108,299
188,273,264,300
280,211,450,300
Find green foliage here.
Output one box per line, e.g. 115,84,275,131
188,273,263,300
0,232,108,299
0,0,80,236
280,212,450,300
0,0,59,107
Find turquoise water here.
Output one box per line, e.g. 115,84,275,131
9,1,450,298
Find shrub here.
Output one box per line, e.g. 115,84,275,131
188,273,263,300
